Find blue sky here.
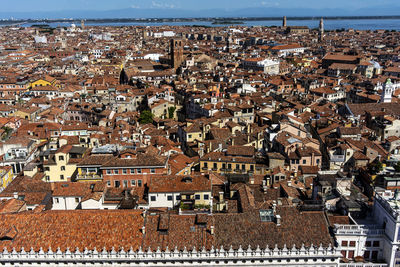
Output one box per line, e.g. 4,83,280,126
2,0,399,12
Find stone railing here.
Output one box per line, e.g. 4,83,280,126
374,193,400,221
334,225,385,236
339,264,388,267
0,244,341,265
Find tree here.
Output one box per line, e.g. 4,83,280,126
139,110,153,124
1,126,13,141
368,160,383,174
168,106,176,119
119,68,129,85
395,161,400,172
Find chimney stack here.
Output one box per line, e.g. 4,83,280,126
275,214,281,226
210,225,215,235
219,192,224,202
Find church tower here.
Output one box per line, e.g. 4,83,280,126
170,38,184,69
283,16,287,28
319,17,324,41
81,20,85,30
381,78,394,103
226,31,231,53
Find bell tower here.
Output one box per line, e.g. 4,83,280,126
381,78,394,103
319,17,324,41
170,38,184,69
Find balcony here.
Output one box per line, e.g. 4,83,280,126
334,225,385,236
339,264,387,267
77,173,102,180
331,154,346,162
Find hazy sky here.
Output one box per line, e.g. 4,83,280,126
3,0,399,12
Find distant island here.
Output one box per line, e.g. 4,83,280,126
1,15,400,26
212,20,244,25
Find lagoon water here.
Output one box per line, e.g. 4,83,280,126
3,18,400,30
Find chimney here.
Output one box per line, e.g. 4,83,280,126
275,214,281,226
13,192,18,199
141,226,146,235
124,190,129,200
262,180,268,192
287,180,292,187
210,225,215,235
272,201,277,213
219,192,224,202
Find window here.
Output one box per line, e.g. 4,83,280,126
204,194,209,200
167,195,173,201
138,180,142,187
60,175,64,180
131,180,136,186
364,251,370,259
114,181,120,188
188,134,192,139
46,176,50,181
123,180,128,187
316,159,320,164
341,251,346,258
59,155,64,161
250,165,254,171
373,241,379,247
228,163,232,169
107,181,111,187
137,168,142,174
55,198,59,203
341,241,348,247
204,162,208,168
106,169,112,175
213,163,217,169
347,250,354,259
195,195,200,200
45,167,50,171
176,195,181,200
349,241,356,247
114,169,119,175
122,169,127,174
130,169,135,174
365,241,371,247
302,160,306,164
75,197,80,203
371,251,378,260
150,168,155,174
242,164,245,170
150,196,156,201
61,166,65,171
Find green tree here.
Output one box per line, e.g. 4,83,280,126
139,110,154,124
395,161,400,172
1,126,13,140
368,160,383,174
168,106,176,119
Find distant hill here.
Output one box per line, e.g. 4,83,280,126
0,6,399,20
